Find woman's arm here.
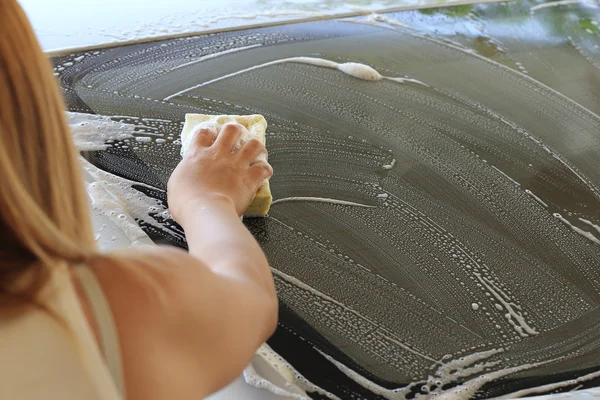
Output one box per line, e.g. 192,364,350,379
162,122,278,391
92,245,278,400
167,121,276,307
93,123,277,399
178,195,276,301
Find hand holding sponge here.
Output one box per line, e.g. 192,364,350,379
180,114,272,217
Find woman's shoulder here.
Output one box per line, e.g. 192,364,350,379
90,245,198,282
85,246,218,399
97,244,192,265
87,245,203,313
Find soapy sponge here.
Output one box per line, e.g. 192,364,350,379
180,114,272,217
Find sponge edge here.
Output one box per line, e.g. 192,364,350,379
180,113,272,217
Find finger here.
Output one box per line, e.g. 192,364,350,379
238,139,267,164
214,123,245,153
248,161,273,182
191,128,216,148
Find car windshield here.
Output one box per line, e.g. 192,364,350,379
54,1,600,398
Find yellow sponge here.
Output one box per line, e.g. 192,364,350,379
180,114,272,217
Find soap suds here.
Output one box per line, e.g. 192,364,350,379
579,218,600,235
69,112,135,151
85,176,151,246
474,272,539,337
273,268,436,362
383,159,397,170
317,349,411,399
170,44,262,71
554,213,600,246
525,189,548,208
367,13,416,31
271,197,377,208
246,343,341,400
493,367,600,399
164,57,427,101
82,158,184,242
430,357,559,400
68,112,181,244
299,347,559,400
491,166,521,187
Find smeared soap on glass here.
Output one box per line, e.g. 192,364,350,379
164,57,428,101
54,6,600,398
69,112,135,151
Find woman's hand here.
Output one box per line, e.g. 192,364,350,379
167,123,273,221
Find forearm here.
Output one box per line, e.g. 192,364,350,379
178,195,275,294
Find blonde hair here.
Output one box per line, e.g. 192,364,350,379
0,0,96,301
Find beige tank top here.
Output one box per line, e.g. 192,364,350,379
0,263,124,400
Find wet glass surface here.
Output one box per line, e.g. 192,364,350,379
55,1,600,398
